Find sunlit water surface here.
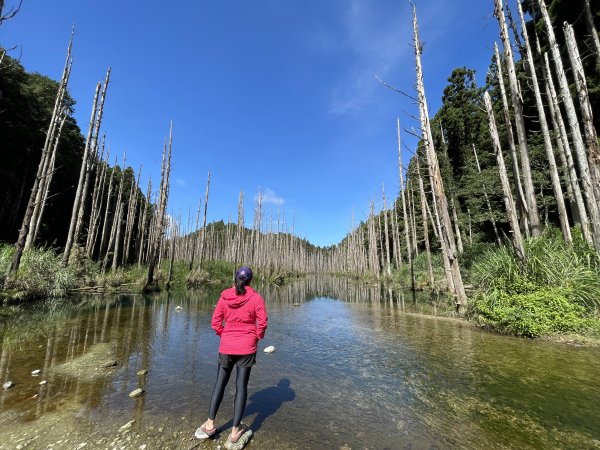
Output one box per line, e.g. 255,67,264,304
1,276,599,449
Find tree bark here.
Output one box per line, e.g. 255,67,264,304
517,2,571,242
412,5,466,306
494,0,541,236
484,91,525,261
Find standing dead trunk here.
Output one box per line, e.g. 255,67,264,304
382,185,391,276
6,33,73,281
62,82,101,266
543,52,590,242
493,43,528,231
147,125,173,286
564,22,600,205
494,0,541,236
538,0,600,252
484,92,525,261
472,144,501,245
412,5,466,306
397,119,414,291
197,172,211,267
517,2,571,242
584,0,600,67
416,158,434,288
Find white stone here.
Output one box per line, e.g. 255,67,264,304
39,380,48,386
128,388,144,398
2,381,14,390
31,369,41,376
263,346,276,353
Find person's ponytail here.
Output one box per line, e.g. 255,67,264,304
235,276,247,296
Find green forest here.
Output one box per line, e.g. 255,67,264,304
2,0,600,341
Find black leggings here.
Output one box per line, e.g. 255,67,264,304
208,363,252,427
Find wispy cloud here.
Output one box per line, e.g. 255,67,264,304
256,187,284,206
176,178,186,187
327,0,461,116
328,0,410,115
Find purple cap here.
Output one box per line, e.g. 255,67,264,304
235,266,253,283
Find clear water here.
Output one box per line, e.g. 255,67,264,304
0,276,599,449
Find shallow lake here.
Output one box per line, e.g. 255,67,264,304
0,276,599,449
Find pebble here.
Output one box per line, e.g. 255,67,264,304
175,305,183,310
31,369,41,376
3,381,14,390
293,302,300,306
102,360,118,368
120,420,136,430
137,370,149,376
129,388,144,398
39,380,48,386
264,345,276,353
75,444,87,449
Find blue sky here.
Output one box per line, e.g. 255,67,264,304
2,0,502,247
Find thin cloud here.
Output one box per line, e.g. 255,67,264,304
256,187,284,206
328,0,460,116
176,178,186,187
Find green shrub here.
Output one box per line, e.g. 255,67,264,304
469,288,593,337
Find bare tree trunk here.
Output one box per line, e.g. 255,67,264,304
6,33,73,281
543,52,591,242
494,0,541,236
137,177,152,266
472,144,501,245
412,5,466,306
397,119,414,291
584,0,600,67
416,158,434,288
62,82,101,266
197,172,211,267
564,22,600,205
484,92,525,261
85,142,108,257
538,0,600,252
147,125,173,286
382,185,391,276
31,112,68,246
493,43,528,232
517,2,571,242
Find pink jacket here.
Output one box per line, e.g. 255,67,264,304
211,286,268,355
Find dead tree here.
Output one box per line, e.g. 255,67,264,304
397,119,414,290
416,158,434,288
564,22,600,205
494,0,541,236
382,185,391,276
584,0,600,67
484,91,525,261
493,43,528,232
517,2,571,242
542,52,591,243
472,144,501,245
538,0,600,252
147,125,173,285
197,172,211,267
412,4,466,306
62,83,101,266
6,32,73,282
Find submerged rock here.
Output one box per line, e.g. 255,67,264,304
224,429,252,450
137,369,149,376
39,380,48,386
3,381,14,390
102,360,118,368
31,369,41,376
263,346,275,353
120,420,136,430
129,388,144,398
293,302,300,307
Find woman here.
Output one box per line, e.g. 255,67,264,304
196,266,268,444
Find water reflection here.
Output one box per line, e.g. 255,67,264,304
0,277,598,450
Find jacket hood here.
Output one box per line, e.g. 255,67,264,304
221,286,254,308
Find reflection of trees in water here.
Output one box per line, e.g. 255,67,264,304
257,275,445,314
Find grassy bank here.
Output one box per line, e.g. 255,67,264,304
0,244,302,303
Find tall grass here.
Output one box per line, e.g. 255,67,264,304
0,244,77,300
468,227,600,337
